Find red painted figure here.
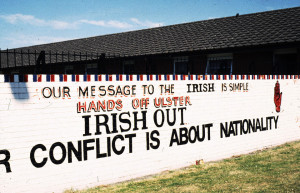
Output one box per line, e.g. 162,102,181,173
274,81,282,112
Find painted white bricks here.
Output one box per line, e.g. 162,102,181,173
0,74,299,193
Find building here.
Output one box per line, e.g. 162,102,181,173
1,7,300,75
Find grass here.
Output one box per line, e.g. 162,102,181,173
65,140,300,193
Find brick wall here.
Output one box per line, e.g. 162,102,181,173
0,74,299,193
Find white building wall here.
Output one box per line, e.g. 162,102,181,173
0,74,299,193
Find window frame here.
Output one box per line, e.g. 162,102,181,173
122,60,135,74
86,63,98,74
64,65,74,74
173,56,189,75
205,54,233,75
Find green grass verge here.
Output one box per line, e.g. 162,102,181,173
65,140,300,193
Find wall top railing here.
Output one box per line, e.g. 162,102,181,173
0,74,298,83
0,49,113,69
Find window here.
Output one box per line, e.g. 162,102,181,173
123,60,135,74
173,56,188,74
274,48,297,75
206,54,232,75
86,63,98,74
64,65,74,74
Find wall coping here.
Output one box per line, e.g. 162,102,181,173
0,74,298,83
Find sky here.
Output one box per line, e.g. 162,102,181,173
0,0,299,49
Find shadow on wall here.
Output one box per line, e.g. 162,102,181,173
5,75,29,100
10,83,29,100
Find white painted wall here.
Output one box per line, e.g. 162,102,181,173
0,74,299,193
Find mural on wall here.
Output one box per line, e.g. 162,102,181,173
274,81,282,112
0,74,299,193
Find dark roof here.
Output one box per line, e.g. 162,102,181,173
10,7,300,57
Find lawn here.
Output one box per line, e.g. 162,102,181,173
66,140,300,193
